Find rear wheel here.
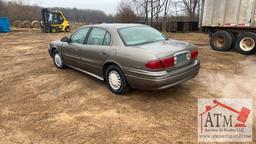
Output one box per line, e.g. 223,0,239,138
235,32,256,55
210,30,233,51
105,65,129,94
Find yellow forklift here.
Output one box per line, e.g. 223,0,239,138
41,8,70,33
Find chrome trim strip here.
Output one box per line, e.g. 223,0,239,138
127,68,167,77
67,65,104,81
174,50,190,56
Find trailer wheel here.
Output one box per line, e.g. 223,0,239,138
235,32,256,55
210,30,232,51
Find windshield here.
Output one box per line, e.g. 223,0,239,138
119,26,167,46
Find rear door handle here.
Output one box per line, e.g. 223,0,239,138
100,51,107,55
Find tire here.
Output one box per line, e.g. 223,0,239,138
235,32,256,55
229,31,236,49
65,26,70,32
53,51,66,69
105,65,130,94
51,27,58,33
22,21,32,28
210,30,233,51
31,21,40,28
14,20,22,28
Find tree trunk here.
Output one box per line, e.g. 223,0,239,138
150,0,153,26
163,0,169,32
145,0,148,22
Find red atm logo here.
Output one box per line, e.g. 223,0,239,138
198,99,252,142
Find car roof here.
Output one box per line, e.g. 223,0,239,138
82,23,147,30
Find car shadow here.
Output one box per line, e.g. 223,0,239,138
65,67,196,102
124,84,192,101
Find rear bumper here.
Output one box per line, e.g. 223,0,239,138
125,60,200,90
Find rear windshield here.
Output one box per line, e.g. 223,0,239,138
118,26,167,46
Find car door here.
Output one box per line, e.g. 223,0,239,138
61,27,90,68
77,27,111,76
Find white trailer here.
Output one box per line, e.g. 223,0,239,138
200,0,256,54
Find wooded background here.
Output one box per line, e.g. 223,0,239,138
0,0,200,31
0,0,113,23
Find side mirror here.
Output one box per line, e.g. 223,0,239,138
61,36,69,43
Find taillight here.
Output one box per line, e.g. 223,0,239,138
191,50,198,59
161,56,175,68
145,60,163,69
145,56,175,70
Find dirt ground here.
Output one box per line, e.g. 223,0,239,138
0,29,255,144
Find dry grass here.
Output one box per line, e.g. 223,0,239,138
0,29,255,143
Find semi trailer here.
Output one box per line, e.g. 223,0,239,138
200,0,256,55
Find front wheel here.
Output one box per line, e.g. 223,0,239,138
105,65,129,94
51,27,58,33
53,51,66,69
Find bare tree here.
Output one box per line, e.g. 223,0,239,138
0,0,6,16
162,0,170,31
155,0,168,22
182,0,199,19
132,0,150,22
116,0,138,23
133,0,167,25
163,0,170,21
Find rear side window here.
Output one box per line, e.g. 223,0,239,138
70,27,90,44
103,32,111,46
87,28,111,46
119,26,166,46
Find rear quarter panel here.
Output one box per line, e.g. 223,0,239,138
108,46,157,73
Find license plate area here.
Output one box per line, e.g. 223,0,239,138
175,52,190,66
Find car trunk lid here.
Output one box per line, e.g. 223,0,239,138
135,39,192,58
135,39,195,70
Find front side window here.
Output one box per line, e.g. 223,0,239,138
70,27,90,44
87,28,111,46
119,26,167,46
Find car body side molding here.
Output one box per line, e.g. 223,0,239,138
67,65,104,81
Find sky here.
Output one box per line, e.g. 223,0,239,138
3,0,122,14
